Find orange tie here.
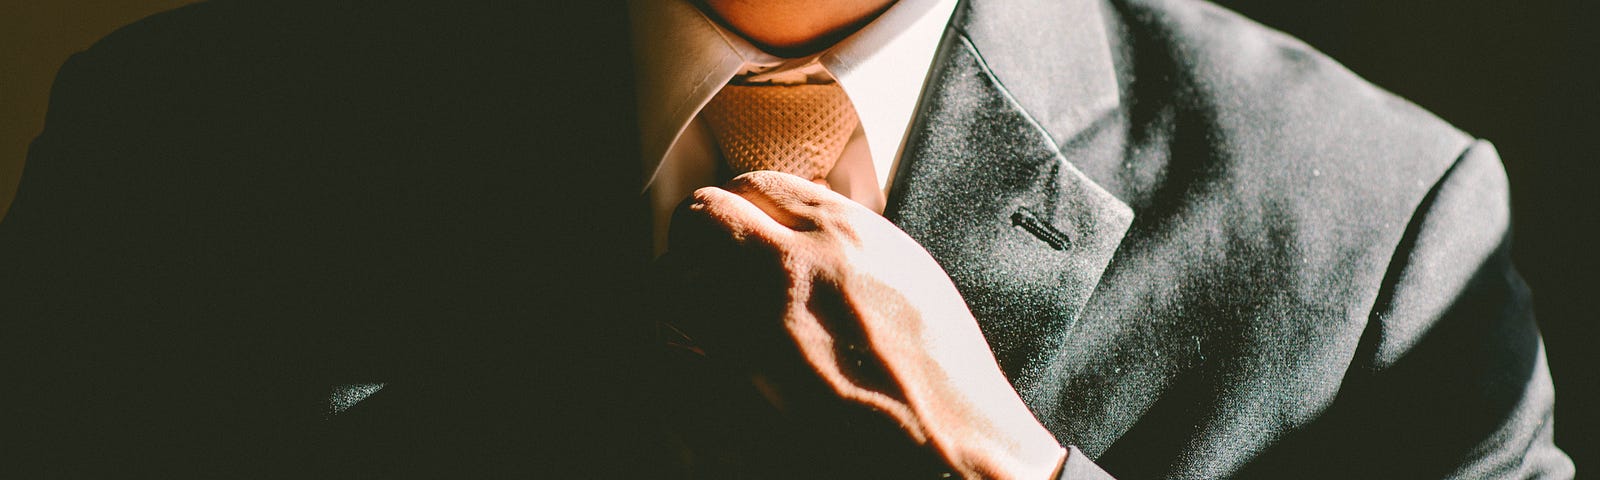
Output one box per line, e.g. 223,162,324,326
700,82,861,183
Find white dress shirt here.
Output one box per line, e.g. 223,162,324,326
629,0,959,254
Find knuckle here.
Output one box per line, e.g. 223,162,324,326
830,222,863,245
730,170,806,194
689,186,721,203
728,170,774,190
745,169,787,183
722,174,753,191
829,211,870,243
752,171,791,192
819,201,850,217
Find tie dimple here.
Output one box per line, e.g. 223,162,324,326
700,83,860,182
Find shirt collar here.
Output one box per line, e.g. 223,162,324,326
629,0,959,192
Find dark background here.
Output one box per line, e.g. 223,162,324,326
0,0,201,219
3,0,1594,471
1211,0,1599,468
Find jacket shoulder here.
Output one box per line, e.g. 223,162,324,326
1115,0,1476,187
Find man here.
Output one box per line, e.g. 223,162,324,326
3,0,1572,478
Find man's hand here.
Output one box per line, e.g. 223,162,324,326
669,171,1067,479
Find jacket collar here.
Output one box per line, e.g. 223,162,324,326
954,0,1122,145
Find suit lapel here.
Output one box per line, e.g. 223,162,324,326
884,0,1132,410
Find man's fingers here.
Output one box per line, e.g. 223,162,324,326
684,185,793,245
722,171,854,231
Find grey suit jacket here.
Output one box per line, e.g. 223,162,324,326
3,0,1571,477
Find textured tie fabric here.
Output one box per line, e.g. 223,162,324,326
700,82,861,182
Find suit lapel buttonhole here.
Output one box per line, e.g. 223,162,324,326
1011,206,1073,251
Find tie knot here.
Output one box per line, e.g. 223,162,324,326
700,82,861,182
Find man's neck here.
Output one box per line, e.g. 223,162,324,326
695,0,898,57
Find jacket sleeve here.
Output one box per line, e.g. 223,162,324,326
1366,140,1571,478
1231,140,1575,479
1398,140,1570,477
1254,140,1574,479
